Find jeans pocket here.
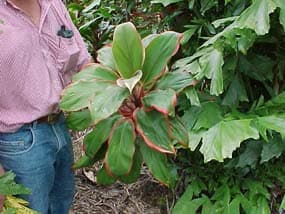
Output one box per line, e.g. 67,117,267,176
0,127,35,155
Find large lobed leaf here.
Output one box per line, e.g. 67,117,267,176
200,119,259,162
112,22,144,79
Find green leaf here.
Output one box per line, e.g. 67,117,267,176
89,85,129,124
135,109,175,154
105,119,136,176
199,48,224,96
169,116,189,147
280,194,285,210
222,74,248,107
255,115,285,138
212,16,238,28
97,46,117,71
66,110,92,131
0,171,31,195
82,0,101,13
277,0,285,30
142,31,181,87
151,0,183,7
181,25,199,45
142,89,177,116
184,87,201,107
112,22,144,78
234,0,277,35
60,80,113,111
193,102,223,130
139,139,176,188
188,130,205,151
84,115,121,158
96,166,116,185
200,119,259,162
72,154,96,169
261,136,285,163
155,71,196,93
235,141,262,168
119,147,142,184
142,34,158,47
72,64,118,82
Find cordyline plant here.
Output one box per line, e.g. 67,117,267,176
60,22,196,187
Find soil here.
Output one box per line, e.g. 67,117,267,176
70,133,174,214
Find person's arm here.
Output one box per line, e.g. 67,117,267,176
0,164,5,211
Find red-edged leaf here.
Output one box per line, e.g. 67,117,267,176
66,109,92,131
84,114,121,158
134,109,175,154
96,166,117,185
72,63,119,82
142,89,177,116
142,31,182,88
139,138,177,188
119,147,142,184
105,119,136,176
112,22,144,78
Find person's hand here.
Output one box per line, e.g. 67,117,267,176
0,164,5,212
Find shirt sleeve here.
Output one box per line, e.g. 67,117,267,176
56,0,91,70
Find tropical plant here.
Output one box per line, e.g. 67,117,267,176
0,171,38,214
60,22,196,187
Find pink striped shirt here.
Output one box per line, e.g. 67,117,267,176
0,0,90,132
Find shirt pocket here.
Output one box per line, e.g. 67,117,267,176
58,36,80,74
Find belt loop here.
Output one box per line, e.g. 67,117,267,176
32,120,38,129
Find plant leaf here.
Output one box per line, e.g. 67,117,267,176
0,171,31,195
169,116,189,147
97,46,117,71
151,0,183,7
139,138,176,188
119,147,142,184
84,114,121,158
255,115,285,139
72,154,96,169
112,22,144,78
200,119,259,162
60,80,113,111
261,136,285,163
89,85,129,124
66,110,92,131
184,87,201,107
142,89,177,116
96,166,116,185
73,64,118,82
134,109,175,154
155,71,197,93
142,31,181,87
116,70,143,93
105,119,136,176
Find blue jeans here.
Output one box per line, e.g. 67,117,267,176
0,115,74,214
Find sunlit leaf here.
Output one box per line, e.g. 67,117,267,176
151,0,183,7
97,46,117,71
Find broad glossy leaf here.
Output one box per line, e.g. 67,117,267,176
151,0,183,7
200,119,259,162
72,64,118,82
66,110,92,131
105,119,136,176
134,109,175,154
235,141,262,168
84,115,121,158
234,0,277,35
142,89,176,116
97,46,116,71
139,139,176,188
142,34,158,47
119,148,142,184
142,31,181,87
181,25,199,45
72,155,96,170
60,80,113,111
169,116,189,147
184,87,200,106
188,130,205,151
96,166,116,185
261,136,285,163
199,48,224,96
89,85,129,124
193,102,223,130
255,115,285,138
112,22,144,78
155,71,196,93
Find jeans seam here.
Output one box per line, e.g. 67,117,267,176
51,125,61,154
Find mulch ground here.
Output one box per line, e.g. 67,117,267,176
71,133,174,214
